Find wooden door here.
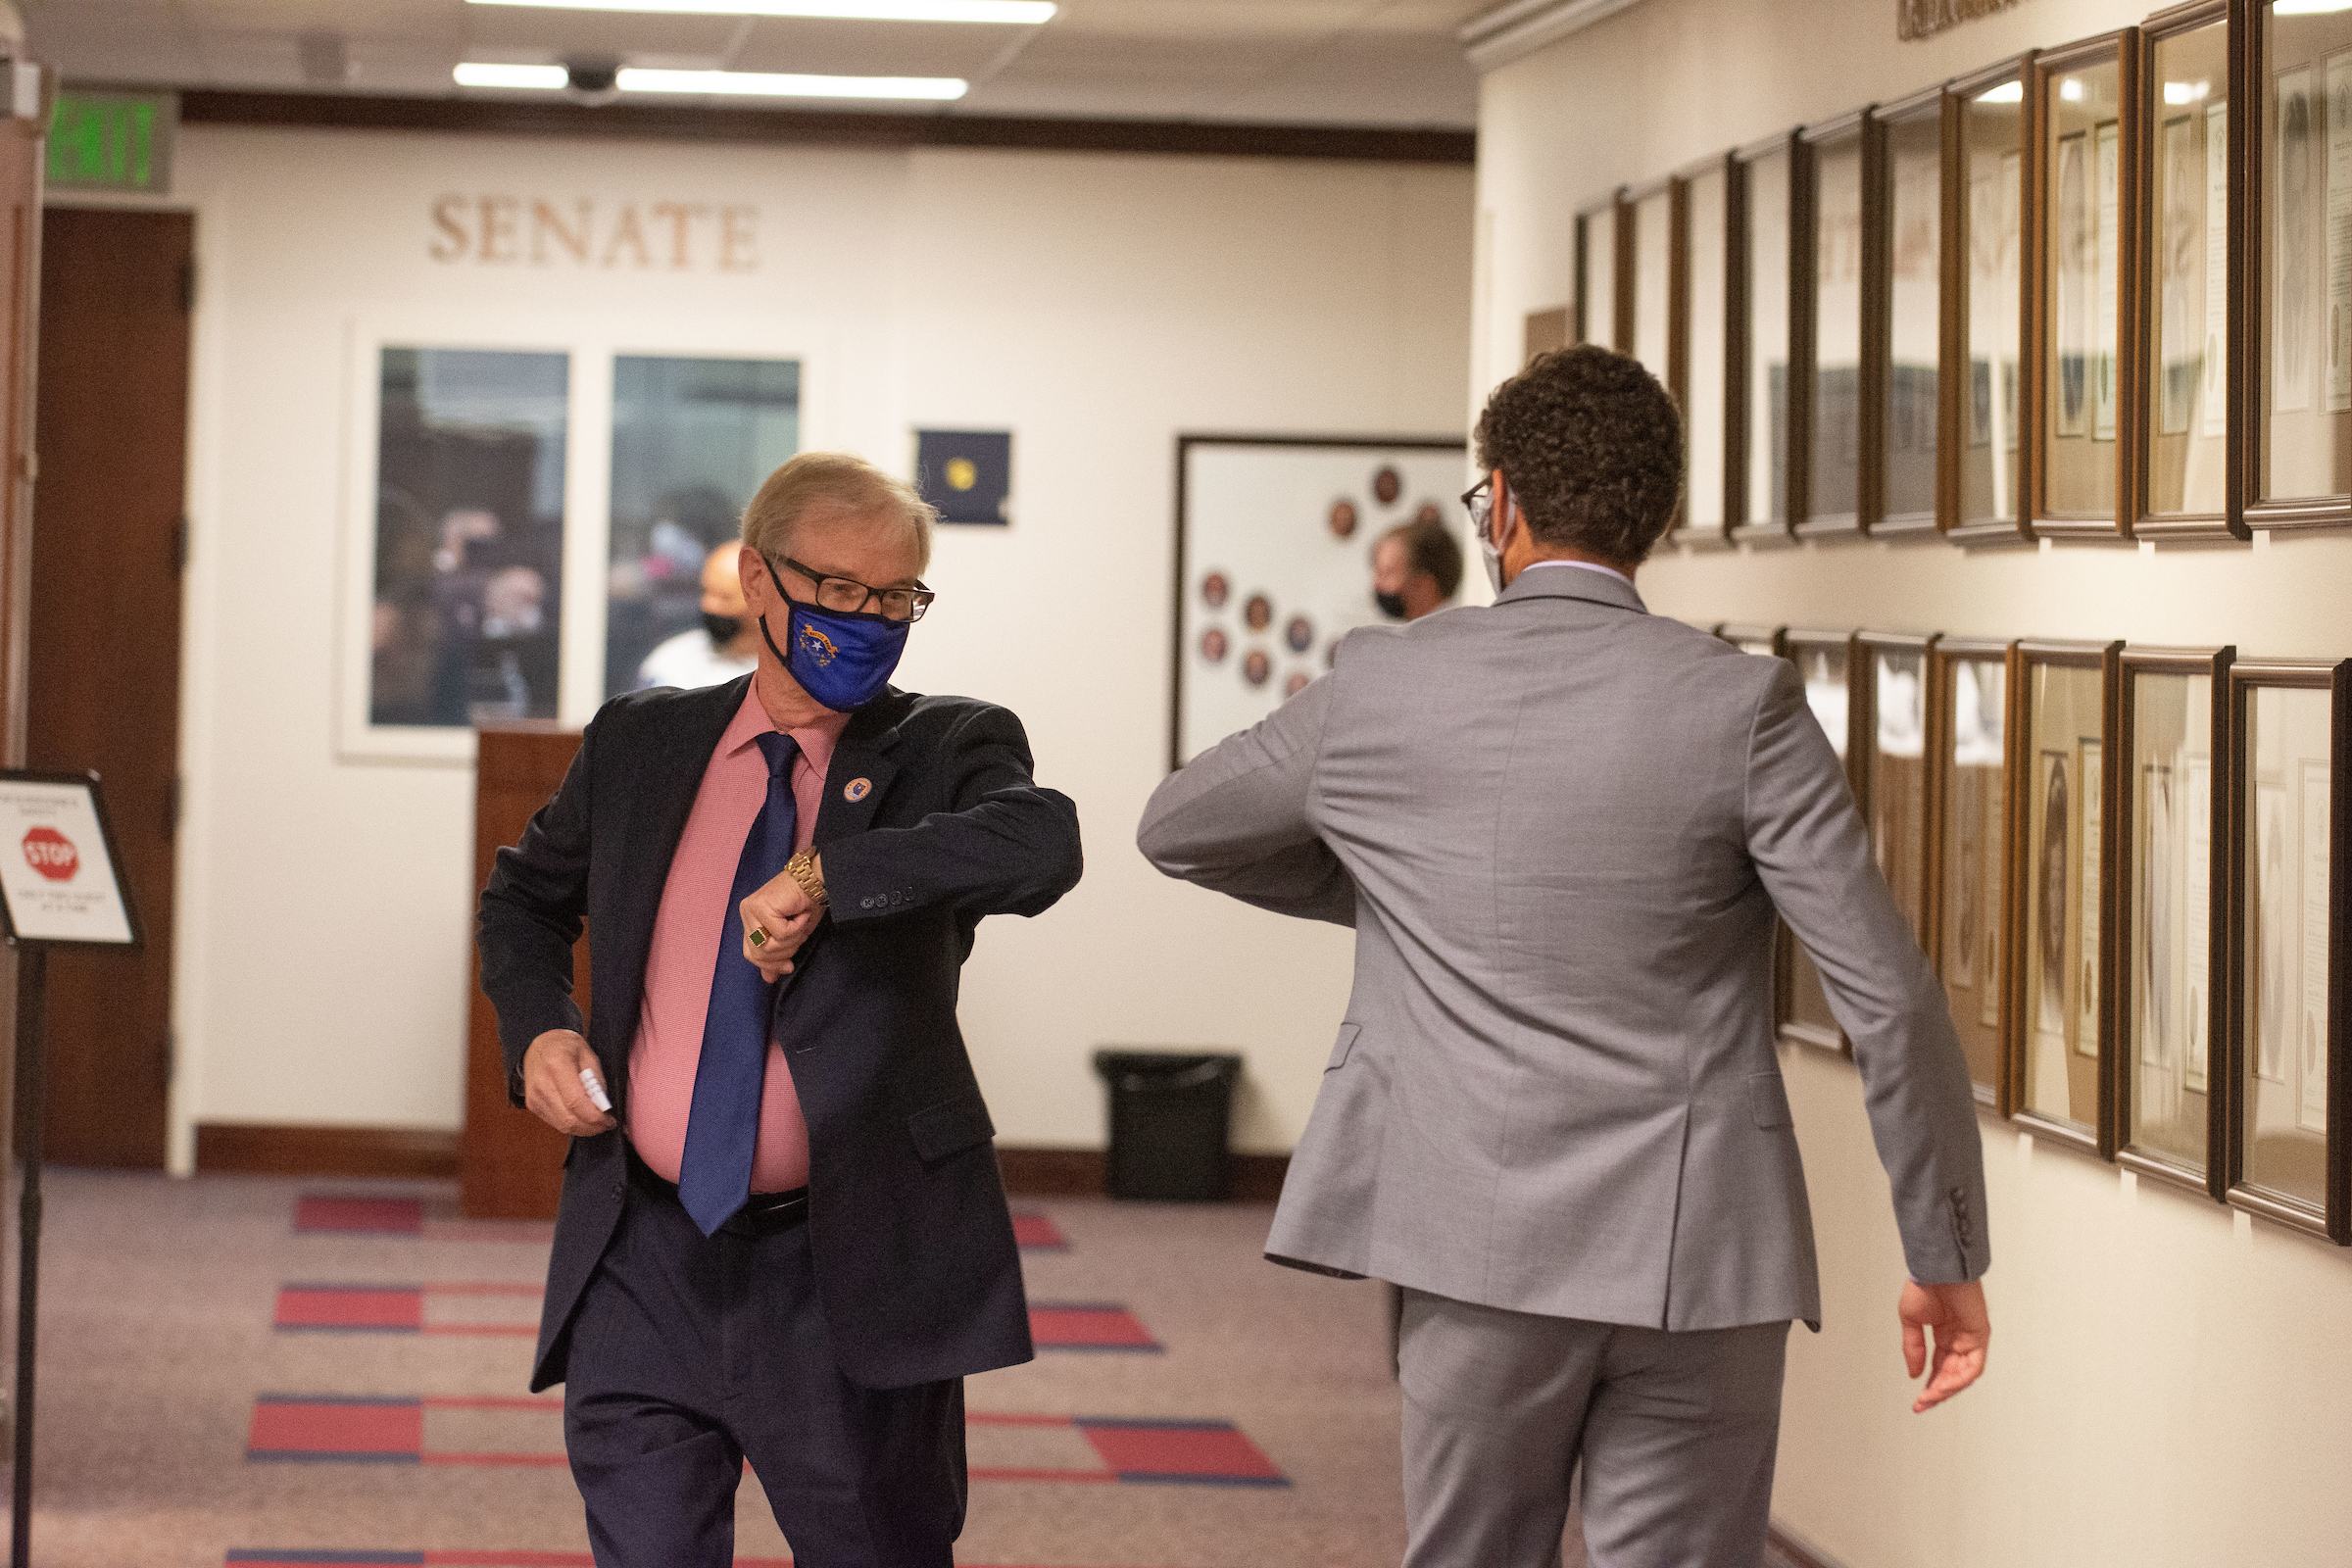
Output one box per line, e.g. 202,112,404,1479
27,207,190,1168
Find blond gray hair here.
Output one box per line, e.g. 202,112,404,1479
740,451,936,571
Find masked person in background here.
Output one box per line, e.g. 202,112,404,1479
478,451,1085,1568
638,541,761,690
1370,514,1463,622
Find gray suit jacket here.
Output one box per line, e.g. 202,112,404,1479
1139,566,1988,1331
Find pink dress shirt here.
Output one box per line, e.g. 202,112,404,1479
627,686,849,1192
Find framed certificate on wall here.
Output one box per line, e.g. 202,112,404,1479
1732,130,1803,545
1576,191,1630,352
1948,54,2037,545
1674,153,1735,550
2115,645,2232,1199
1873,84,1946,538
1858,631,1938,944
2011,639,2122,1156
2225,659,2350,1242
1799,110,1872,539
1780,629,1863,1055
1931,638,2018,1107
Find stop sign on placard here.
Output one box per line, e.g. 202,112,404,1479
23,826,77,881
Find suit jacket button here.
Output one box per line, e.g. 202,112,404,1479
861,895,876,909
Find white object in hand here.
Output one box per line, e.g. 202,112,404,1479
579,1066,613,1114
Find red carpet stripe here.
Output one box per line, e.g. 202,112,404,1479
1009,1210,1067,1250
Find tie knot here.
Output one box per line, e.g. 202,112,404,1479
755,731,801,779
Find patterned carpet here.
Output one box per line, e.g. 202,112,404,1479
26,1167,1439,1567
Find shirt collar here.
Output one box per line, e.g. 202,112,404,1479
1519,558,1637,591
720,682,852,774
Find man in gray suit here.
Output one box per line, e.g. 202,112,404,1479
1139,345,1990,1567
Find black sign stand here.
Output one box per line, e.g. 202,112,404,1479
0,770,140,1568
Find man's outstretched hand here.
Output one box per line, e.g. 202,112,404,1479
1898,1279,1989,1414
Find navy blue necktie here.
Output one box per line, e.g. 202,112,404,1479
677,730,801,1236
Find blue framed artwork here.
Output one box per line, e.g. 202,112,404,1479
914,429,1012,525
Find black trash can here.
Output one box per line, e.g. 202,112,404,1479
1092,1050,1244,1201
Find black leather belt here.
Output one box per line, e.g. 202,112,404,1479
625,1142,809,1235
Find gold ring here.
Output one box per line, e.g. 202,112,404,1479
748,927,768,948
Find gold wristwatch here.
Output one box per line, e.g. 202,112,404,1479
786,849,829,907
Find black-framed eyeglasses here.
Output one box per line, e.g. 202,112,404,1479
767,555,936,624
1461,477,1494,533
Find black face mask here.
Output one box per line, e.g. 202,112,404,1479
1374,590,1409,621
703,612,744,647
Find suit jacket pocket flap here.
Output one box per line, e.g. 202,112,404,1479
1747,1071,1793,1130
908,1095,997,1162
1326,1022,1362,1072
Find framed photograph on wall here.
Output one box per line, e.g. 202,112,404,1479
2225,659,2350,1242
1948,54,2038,545
1733,130,1803,545
1859,632,1938,945
2032,31,2142,542
2134,1,2243,540
1675,155,1735,549
2243,0,2352,531
2115,645,2232,1199
1800,110,1872,538
1716,622,1785,659
1576,192,1631,352
1873,85,1945,537
1931,637,2018,1107
2010,639,2122,1156
1169,436,1467,769
1780,628,1862,1054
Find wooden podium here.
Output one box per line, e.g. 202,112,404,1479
462,724,587,1220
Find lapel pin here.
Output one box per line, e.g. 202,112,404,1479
844,778,872,803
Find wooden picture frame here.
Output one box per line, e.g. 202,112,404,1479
1780,627,1863,1054
1732,130,1803,546
1628,175,1690,538
2030,31,2144,542
2114,645,2233,1199
1799,110,1874,539
2133,1,2246,541
1857,631,1940,944
2241,0,2352,531
1929,637,2020,1109
1675,153,1736,550
1873,85,1946,539
1717,622,1785,658
2009,638,2123,1156
2223,659,2350,1242
1577,190,1633,353
1946,53,2040,546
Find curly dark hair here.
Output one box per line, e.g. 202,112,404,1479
1380,516,1464,599
1472,344,1684,566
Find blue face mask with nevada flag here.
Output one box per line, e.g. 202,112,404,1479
758,557,910,711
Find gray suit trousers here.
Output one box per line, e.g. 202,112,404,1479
1398,1291,1789,1568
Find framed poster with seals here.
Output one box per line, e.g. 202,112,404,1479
1674,153,1736,550
1930,637,2019,1107
1732,129,1804,545
1858,632,1939,945
1947,53,2038,545
2224,659,2350,1242
1169,436,1467,770
2133,2,2244,541
2031,31,2143,543
1576,191,1631,351
2115,645,2232,1199
1779,629,1863,1054
2010,639,2122,1157
2243,0,2352,532
1799,109,1874,539
1873,84,1947,538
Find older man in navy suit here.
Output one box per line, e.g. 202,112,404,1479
478,451,1083,1567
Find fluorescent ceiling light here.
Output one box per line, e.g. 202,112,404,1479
2276,0,2352,15
454,62,570,88
617,67,966,98
1974,81,2023,104
2164,80,2210,106
468,0,1054,20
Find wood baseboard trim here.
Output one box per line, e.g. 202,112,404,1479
995,1145,1290,1202
1766,1522,1850,1568
195,1122,461,1179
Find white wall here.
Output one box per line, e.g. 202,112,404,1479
1478,3,2352,1564
145,124,1471,1165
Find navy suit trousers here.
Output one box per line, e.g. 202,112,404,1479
563,1173,965,1567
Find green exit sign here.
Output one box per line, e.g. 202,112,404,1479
48,90,175,194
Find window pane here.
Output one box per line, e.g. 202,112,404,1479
606,356,802,697
370,347,568,728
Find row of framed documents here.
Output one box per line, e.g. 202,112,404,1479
1719,624,2349,1244
1544,0,2352,546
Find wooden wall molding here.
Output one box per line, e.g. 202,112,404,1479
996,1145,1290,1202
174,89,1476,166
194,1122,460,1179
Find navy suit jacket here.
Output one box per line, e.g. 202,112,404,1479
475,675,1084,1392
